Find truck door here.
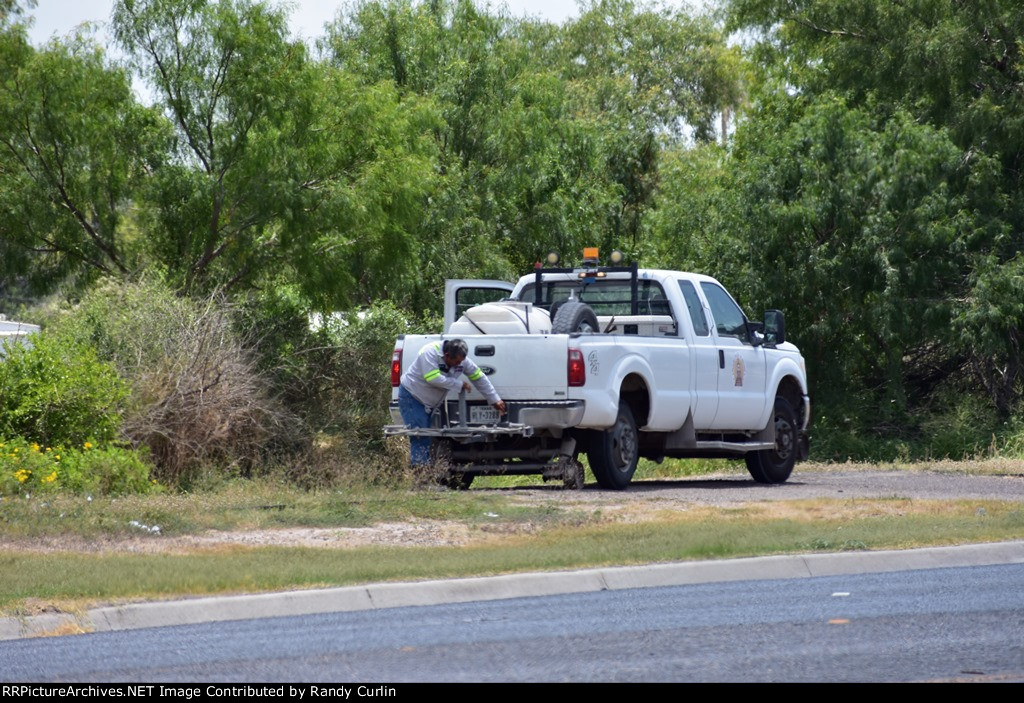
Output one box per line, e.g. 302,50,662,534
700,282,767,430
443,280,516,333
677,279,718,429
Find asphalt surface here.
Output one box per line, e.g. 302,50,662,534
3,467,1023,644
2,539,1023,642
529,469,1024,505
7,562,1023,681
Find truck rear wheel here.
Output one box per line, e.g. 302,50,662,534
588,405,639,490
745,396,798,484
552,301,599,334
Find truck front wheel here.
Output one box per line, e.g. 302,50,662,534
745,396,798,484
589,405,639,490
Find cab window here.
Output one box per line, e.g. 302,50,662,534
456,287,510,319
519,279,671,316
677,280,709,337
699,282,749,343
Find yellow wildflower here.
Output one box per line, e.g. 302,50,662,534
43,471,57,484
83,441,93,450
15,469,30,483
30,443,40,452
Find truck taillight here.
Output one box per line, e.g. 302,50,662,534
568,348,585,387
391,349,403,387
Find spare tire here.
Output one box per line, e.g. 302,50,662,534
548,300,564,321
552,301,599,334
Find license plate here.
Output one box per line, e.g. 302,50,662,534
469,406,499,424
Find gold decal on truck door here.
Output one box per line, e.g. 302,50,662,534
732,355,745,387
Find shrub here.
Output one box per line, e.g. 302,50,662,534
0,437,60,496
51,276,196,377
319,301,440,452
232,293,446,485
0,332,128,447
238,293,438,455
0,438,156,496
234,285,330,427
57,443,156,495
35,279,441,487
51,279,299,486
121,294,298,485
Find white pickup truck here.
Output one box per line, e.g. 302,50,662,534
386,254,810,490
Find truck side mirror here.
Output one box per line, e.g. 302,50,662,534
747,320,765,347
764,310,786,346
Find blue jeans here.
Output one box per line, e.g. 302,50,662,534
398,385,432,466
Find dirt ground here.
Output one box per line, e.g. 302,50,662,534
191,464,1024,550
7,463,1021,554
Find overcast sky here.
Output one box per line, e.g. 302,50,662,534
24,0,598,46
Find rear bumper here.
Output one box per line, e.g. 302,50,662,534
507,400,585,429
388,399,585,430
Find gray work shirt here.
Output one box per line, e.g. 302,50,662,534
401,342,500,410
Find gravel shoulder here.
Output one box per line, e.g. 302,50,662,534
5,463,1022,554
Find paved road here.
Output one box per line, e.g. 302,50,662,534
3,560,1023,682
514,469,1024,506
2,466,1023,681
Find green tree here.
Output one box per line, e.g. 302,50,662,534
727,0,1024,417
326,0,611,298
114,0,316,295
647,141,740,276
0,0,34,25
562,0,742,252
114,0,434,307
326,0,741,300
0,31,164,294
746,98,986,413
286,74,438,309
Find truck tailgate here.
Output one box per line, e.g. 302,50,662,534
400,334,570,401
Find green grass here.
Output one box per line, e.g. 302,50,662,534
634,457,747,479
0,476,585,539
472,455,742,489
3,460,1024,615
2,497,1023,612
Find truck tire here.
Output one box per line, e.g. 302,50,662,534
552,301,599,334
588,405,639,490
745,396,798,484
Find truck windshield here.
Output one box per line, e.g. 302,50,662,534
519,279,671,316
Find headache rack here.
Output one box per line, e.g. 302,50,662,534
531,260,641,314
